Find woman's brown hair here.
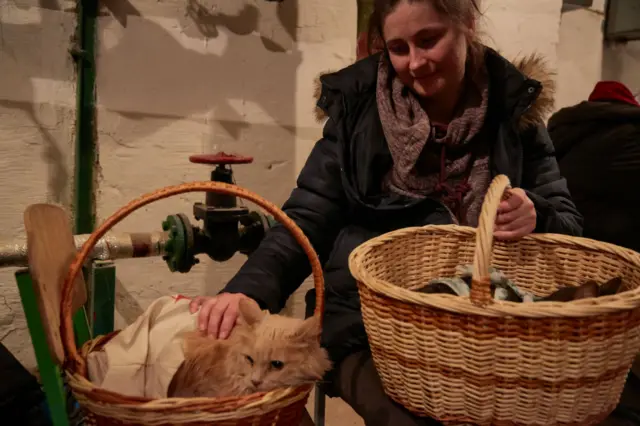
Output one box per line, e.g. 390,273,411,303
366,0,485,73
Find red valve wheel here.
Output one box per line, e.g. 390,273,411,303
189,152,254,165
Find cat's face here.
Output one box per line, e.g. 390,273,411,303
231,299,331,393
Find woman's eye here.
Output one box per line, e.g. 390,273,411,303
270,360,284,370
417,33,442,49
418,38,435,48
245,355,254,365
388,44,408,55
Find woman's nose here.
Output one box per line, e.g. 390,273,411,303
409,49,427,74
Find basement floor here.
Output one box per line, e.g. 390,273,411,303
306,387,364,426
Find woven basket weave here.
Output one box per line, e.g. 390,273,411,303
348,174,640,426
59,182,325,425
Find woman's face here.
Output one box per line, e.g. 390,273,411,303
382,0,470,100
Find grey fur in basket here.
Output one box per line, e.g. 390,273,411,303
415,264,626,302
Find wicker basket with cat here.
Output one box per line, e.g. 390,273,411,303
58,182,329,425
349,174,640,426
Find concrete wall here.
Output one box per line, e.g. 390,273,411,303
556,0,640,110
480,0,562,67
0,0,76,368
599,0,640,97
556,1,606,109
603,40,640,96
94,0,356,331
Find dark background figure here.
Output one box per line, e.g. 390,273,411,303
549,81,640,425
548,81,640,253
0,342,50,425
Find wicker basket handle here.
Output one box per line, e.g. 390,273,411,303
470,174,512,306
60,182,324,376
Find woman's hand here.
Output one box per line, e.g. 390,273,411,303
189,292,253,339
494,188,536,240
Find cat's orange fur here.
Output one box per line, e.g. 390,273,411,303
167,298,331,398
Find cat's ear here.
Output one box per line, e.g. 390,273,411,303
237,297,265,326
600,277,624,296
295,315,322,343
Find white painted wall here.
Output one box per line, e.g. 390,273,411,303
480,0,562,66
0,0,76,369
603,40,640,96
556,2,605,109
556,0,640,109
95,0,356,329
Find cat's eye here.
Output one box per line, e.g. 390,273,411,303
245,355,254,365
270,360,284,370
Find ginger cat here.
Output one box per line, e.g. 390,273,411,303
167,298,331,398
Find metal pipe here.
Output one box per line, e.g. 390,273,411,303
356,0,375,60
73,0,98,234
0,231,169,269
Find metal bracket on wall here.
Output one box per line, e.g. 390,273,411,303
604,0,640,42
563,0,593,6
561,0,594,12
86,261,117,337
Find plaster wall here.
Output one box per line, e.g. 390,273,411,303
0,0,76,368
556,0,640,110
93,0,356,331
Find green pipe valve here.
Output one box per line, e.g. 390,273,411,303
161,153,275,273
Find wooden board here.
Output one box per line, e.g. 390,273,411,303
24,204,88,366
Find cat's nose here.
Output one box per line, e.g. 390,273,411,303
251,379,262,387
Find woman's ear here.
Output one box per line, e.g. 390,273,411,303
464,18,476,42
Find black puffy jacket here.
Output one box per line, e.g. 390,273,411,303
548,100,640,253
223,48,583,375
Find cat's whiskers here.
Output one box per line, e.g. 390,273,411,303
167,299,331,399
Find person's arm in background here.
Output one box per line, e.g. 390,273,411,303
520,123,583,236
189,116,348,338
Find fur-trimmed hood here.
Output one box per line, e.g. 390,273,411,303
312,48,556,130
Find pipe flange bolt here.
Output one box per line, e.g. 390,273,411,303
162,214,198,273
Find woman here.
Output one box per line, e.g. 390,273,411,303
190,0,582,424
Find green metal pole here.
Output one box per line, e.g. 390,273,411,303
356,0,376,60
357,0,374,35
71,0,117,345
73,0,98,235
89,261,117,336
15,269,70,426
73,304,92,348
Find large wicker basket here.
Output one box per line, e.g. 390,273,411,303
59,182,325,425
348,174,640,426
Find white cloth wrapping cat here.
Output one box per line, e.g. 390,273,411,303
86,295,197,399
